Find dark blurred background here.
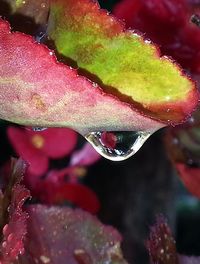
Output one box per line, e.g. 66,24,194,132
0,0,200,263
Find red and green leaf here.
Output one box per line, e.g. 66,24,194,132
0,18,167,135
47,0,198,123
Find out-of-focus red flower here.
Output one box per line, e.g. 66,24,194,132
35,179,100,214
7,126,77,176
44,166,87,184
7,127,101,214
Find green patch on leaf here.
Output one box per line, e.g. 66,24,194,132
48,0,198,123
0,18,165,135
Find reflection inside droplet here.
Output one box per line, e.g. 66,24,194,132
84,131,153,161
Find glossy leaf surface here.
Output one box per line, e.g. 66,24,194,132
0,18,166,135
48,0,198,123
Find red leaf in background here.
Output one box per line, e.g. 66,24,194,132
146,215,178,264
0,159,30,264
175,163,200,198
70,143,101,167
20,205,127,264
7,126,77,176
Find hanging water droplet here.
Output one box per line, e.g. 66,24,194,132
84,131,153,161
31,127,47,132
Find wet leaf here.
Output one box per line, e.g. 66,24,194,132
48,0,198,123
0,18,167,135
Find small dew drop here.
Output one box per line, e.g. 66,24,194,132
2,242,6,248
84,131,153,161
3,225,8,235
32,127,47,132
7,233,13,242
160,249,164,254
188,116,195,124
41,2,46,8
144,39,151,44
40,255,50,263
92,82,98,88
165,95,171,101
191,14,200,27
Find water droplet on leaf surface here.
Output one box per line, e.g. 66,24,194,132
84,131,153,161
